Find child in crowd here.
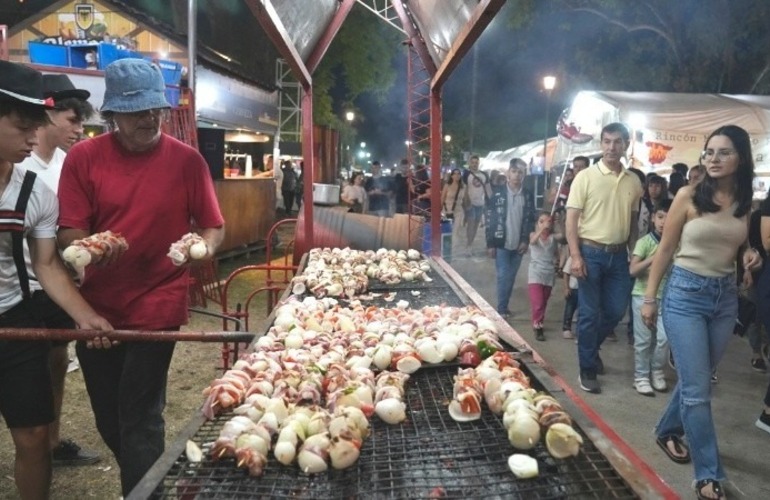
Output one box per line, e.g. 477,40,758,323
629,199,671,396
561,255,579,340
528,212,563,341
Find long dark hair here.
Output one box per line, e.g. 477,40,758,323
692,125,754,218
447,168,464,187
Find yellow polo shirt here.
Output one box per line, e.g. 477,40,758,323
566,160,643,244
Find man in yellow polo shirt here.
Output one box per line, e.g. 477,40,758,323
566,122,644,394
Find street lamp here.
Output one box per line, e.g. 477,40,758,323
345,111,355,175
540,75,557,209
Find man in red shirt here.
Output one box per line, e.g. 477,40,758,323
57,58,225,496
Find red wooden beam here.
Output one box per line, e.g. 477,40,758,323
243,0,311,87
391,0,437,77
429,88,442,256
433,0,506,89
305,0,357,74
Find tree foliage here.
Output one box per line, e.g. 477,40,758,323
507,0,770,94
313,5,402,128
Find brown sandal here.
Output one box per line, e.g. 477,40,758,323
694,479,725,500
656,435,691,464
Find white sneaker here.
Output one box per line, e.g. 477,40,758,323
562,329,574,339
634,378,655,396
651,371,667,392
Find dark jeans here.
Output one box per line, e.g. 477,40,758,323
282,190,295,213
576,244,631,375
76,339,176,496
562,288,578,330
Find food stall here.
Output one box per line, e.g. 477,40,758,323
129,249,675,499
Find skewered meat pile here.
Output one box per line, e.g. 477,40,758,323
290,247,432,298
198,248,582,479
62,230,128,269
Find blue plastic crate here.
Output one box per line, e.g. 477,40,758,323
97,43,119,69
164,87,180,107
156,60,182,85
68,43,101,69
28,41,69,66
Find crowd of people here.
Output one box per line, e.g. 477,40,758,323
456,122,766,500
0,58,224,499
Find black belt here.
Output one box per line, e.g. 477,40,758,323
580,238,626,253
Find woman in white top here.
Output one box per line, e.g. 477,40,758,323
642,125,761,500
341,171,366,213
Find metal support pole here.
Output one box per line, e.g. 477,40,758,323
187,0,197,95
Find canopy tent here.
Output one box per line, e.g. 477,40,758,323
481,137,558,172
553,91,770,174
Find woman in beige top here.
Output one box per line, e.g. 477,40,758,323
641,125,761,500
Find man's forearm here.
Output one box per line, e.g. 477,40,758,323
57,227,90,250
565,208,581,257
200,226,225,254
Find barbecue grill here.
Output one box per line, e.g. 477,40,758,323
129,257,673,499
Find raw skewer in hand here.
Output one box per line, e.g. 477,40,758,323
167,232,210,265
61,230,129,269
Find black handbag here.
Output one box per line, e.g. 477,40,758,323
734,294,757,337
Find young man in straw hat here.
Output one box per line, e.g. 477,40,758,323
57,58,225,496
0,60,112,500
17,74,100,467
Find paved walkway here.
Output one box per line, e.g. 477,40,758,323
448,247,769,499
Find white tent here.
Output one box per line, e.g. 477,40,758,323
481,138,558,172
553,91,770,175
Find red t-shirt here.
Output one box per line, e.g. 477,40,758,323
58,133,224,329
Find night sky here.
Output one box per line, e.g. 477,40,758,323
352,2,575,168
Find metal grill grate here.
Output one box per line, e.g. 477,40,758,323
152,364,637,499
343,287,466,309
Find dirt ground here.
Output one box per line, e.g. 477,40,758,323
0,235,295,499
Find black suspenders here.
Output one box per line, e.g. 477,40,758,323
10,170,38,299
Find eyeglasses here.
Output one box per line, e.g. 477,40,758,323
700,149,736,161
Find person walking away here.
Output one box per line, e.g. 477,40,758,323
393,159,410,214
0,60,112,500
629,199,671,396
565,122,644,394
16,74,100,466
341,171,366,213
295,160,304,211
561,255,579,339
463,155,490,257
739,203,766,373
689,164,706,186
641,125,761,500
441,168,466,256
365,161,393,217
410,164,431,217
280,160,297,215
625,166,651,345
486,158,536,318
57,59,225,497
571,155,590,176
528,212,564,341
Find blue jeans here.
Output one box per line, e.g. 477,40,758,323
631,295,668,379
562,288,578,330
495,248,524,314
77,340,177,496
656,266,737,482
576,244,631,374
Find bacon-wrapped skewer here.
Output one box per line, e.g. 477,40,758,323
448,368,483,422
62,230,128,269
167,232,208,266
